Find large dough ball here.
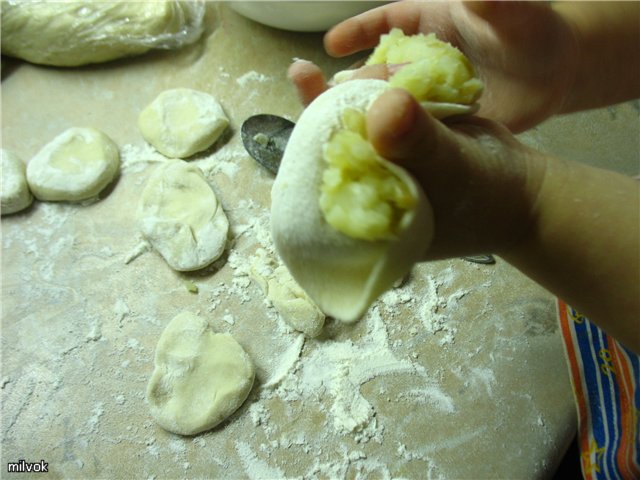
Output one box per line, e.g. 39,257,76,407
26,127,120,202
1,1,205,66
1,149,33,215
147,312,255,435
138,88,229,159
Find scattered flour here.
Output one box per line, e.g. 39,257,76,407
256,306,423,443
113,298,130,325
120,143,167,174
2,180,502,476
236,70,270,87
85,402,105,434
0,67,516,480
398,384,456,414
262,334,305,389
235,440,285,479
124,237,151,264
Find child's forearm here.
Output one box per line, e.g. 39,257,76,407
554,1,640,114
502,156,640,353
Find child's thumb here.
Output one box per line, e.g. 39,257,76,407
366,88,461,184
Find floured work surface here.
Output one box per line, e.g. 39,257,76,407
4,3,638,479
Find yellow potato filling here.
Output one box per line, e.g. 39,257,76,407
319,108,416,241
320,29,482,241
366,28,483,105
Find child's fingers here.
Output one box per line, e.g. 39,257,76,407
324,2,424,57
287,60,328,106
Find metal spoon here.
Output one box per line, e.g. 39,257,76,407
241,114,295,175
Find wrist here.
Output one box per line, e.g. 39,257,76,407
496,145,553,260
421,119,551,261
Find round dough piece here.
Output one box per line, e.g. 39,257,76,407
138,88,229,158
26,127,120,202
1,1,205,67
147,312,255,435
1,149,33,215
271,79,434,323
138,160,229,271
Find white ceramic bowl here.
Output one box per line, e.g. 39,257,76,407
228,1,387,32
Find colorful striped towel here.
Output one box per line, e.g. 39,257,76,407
558,300,640,479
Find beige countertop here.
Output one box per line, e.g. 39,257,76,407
2,3,638,479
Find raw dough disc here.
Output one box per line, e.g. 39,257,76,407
26,127,120,202
271,79,434,323
1,1,205,66
147,312,255,435
138,160,229,271
138,88,229,158
1,149,33,215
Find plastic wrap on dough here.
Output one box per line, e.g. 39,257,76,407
1,1,205,66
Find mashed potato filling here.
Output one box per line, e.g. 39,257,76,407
319,108,416,241
320,29,482,241
367,28,483,105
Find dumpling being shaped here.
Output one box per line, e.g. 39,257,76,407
271,79,434,323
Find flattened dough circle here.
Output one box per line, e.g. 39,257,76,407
26,127,120,202
147,312,255,435
138,88,229,159
138,160,229,271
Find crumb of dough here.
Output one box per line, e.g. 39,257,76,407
138,88,229,159
1,149,33,215
267,265,325,338
146,311,255,436
184,280,199,294
250,251,325,337
253,133,270,146
138,160,229,272
26,127,120,202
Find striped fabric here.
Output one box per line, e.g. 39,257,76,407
558,300,640,479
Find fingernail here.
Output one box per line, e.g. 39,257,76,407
291,57,312,65
330,69,355,85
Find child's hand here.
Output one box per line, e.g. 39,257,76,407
290,1,578,133
365,87,547,259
